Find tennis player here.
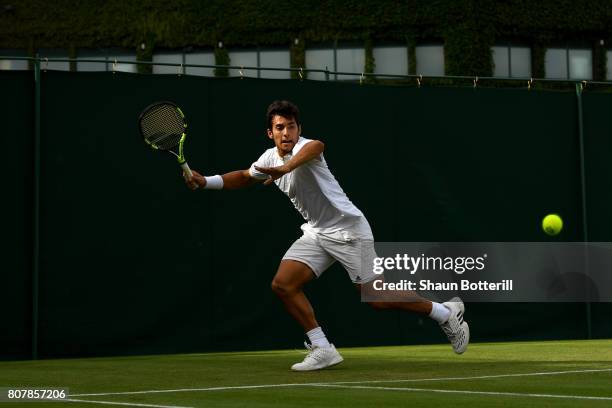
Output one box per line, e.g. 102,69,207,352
185,100,469,371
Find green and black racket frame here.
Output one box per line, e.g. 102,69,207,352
138,101,193,178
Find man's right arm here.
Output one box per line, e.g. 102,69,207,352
186,169,262,190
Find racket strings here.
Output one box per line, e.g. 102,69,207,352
140,104,185,150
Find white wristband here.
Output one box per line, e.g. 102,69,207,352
204,175,224,190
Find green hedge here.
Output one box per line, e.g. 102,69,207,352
1,0,611,79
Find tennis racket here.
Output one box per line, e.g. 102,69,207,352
138,101,194,178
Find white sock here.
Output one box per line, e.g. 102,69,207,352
306,327,331,348
429,302,451,324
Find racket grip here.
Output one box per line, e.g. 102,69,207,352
181,162,194,178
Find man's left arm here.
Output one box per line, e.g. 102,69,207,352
255,140,324,185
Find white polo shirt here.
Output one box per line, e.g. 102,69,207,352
249,137,363,231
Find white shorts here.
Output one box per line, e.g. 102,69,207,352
282,217,378,284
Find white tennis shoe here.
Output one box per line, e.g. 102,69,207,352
291,343,344,371
440,297,470,354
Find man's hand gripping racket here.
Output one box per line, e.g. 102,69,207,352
138,101,198,188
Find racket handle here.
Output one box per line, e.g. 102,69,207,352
181,162,194,178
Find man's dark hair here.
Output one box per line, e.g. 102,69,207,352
266,100,300,130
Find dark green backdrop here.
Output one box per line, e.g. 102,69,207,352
2,71,611,360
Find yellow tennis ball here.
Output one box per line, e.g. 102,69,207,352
542,214,563,236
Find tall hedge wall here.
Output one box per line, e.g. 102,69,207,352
1,0,611,78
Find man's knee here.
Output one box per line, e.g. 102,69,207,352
271,278,300,297
271,260,314,297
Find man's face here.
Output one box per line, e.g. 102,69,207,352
267,114,300,156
